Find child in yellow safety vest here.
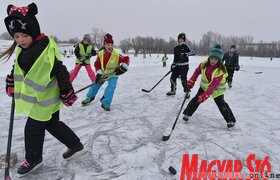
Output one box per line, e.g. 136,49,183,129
0,3,85,177
182,44,236,129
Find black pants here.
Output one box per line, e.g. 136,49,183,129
183,88,236,123
24,111,81,163
170,65,189,92
226,67,235,83
163,62,166,67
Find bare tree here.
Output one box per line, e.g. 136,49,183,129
119,38,132,54
91,27,106,49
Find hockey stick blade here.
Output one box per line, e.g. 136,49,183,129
162,134,171,141
255,72,263,74
141,89,151,93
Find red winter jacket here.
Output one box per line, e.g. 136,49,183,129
94,49,130,73
190,63,223,96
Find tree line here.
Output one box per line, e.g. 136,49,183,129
1,29,280,58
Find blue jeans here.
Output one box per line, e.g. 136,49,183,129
86,76,118,108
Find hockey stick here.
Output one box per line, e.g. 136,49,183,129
162,93,189,141
75,72,116,94
4,98,15,180
142,70,172,93
239,70,263,74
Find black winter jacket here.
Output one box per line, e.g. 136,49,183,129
222,51,239,68
173,43,194,65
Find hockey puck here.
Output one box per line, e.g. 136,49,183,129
168,166,177,175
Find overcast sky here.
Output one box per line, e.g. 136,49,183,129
1,0,280,44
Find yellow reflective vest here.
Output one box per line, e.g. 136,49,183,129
75,44,93,64
14,37,63,121
98,49,120,77
199,60,228,98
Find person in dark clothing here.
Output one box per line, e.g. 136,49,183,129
69,34,97,82
167,33,194,98
1,3,85,177
183,44,236,129
222,45,240,88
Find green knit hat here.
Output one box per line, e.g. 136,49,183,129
209,44,223,62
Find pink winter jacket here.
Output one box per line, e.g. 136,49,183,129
190,63,223,96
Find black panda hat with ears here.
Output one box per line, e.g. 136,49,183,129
4,3,41,40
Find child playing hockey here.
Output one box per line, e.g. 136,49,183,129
167,33,194,98
81,33,130,111
69,34,97,83
1,3,85,177
182,44,236,129
162,53,168,67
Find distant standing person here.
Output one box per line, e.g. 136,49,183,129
69,34,97,83
162,53,168,67
222,45,240,88
167,33,194,97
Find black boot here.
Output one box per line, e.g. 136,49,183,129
63,143,86,160
17,159,43,177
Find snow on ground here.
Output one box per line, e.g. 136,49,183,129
0,44,280,179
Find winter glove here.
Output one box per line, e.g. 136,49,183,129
198,92,209,104
170,63,177,72
60,88,78,107
6,74,14,97
235,65,240,71
85,55,92,59
95,73,104,84
114,64,127,75
187,79,195,89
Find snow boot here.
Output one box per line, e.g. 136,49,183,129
63,143,86,160
81,97,95,106
228,82,232,88
227,121,235,129
183,114,190,122
166,91,176,96
17,159,43,177
101,104,110,111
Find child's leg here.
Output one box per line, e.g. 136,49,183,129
179,65,189,93
46,111,82,150
183,88,204,116
69,64,82,82
169,70,180,92
84,64,96,82
100,77,118,108
24,117,48,163
86,82,103,98
214,95,236,123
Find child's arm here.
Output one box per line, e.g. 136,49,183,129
204,75,223,96
190,63,202,81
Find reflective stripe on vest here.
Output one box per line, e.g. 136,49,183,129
98,49,120,76
199,60,228,98
75,44,93,64
14,36,63,121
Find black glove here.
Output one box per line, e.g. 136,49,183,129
170,63,177,72
235,65,240,71
114,65,127,75
95,73,104,84
85,55,92,59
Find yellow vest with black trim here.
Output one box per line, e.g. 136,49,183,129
75,44,93,64
199,60,228,98
98,49,120,77
14,37,63,121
